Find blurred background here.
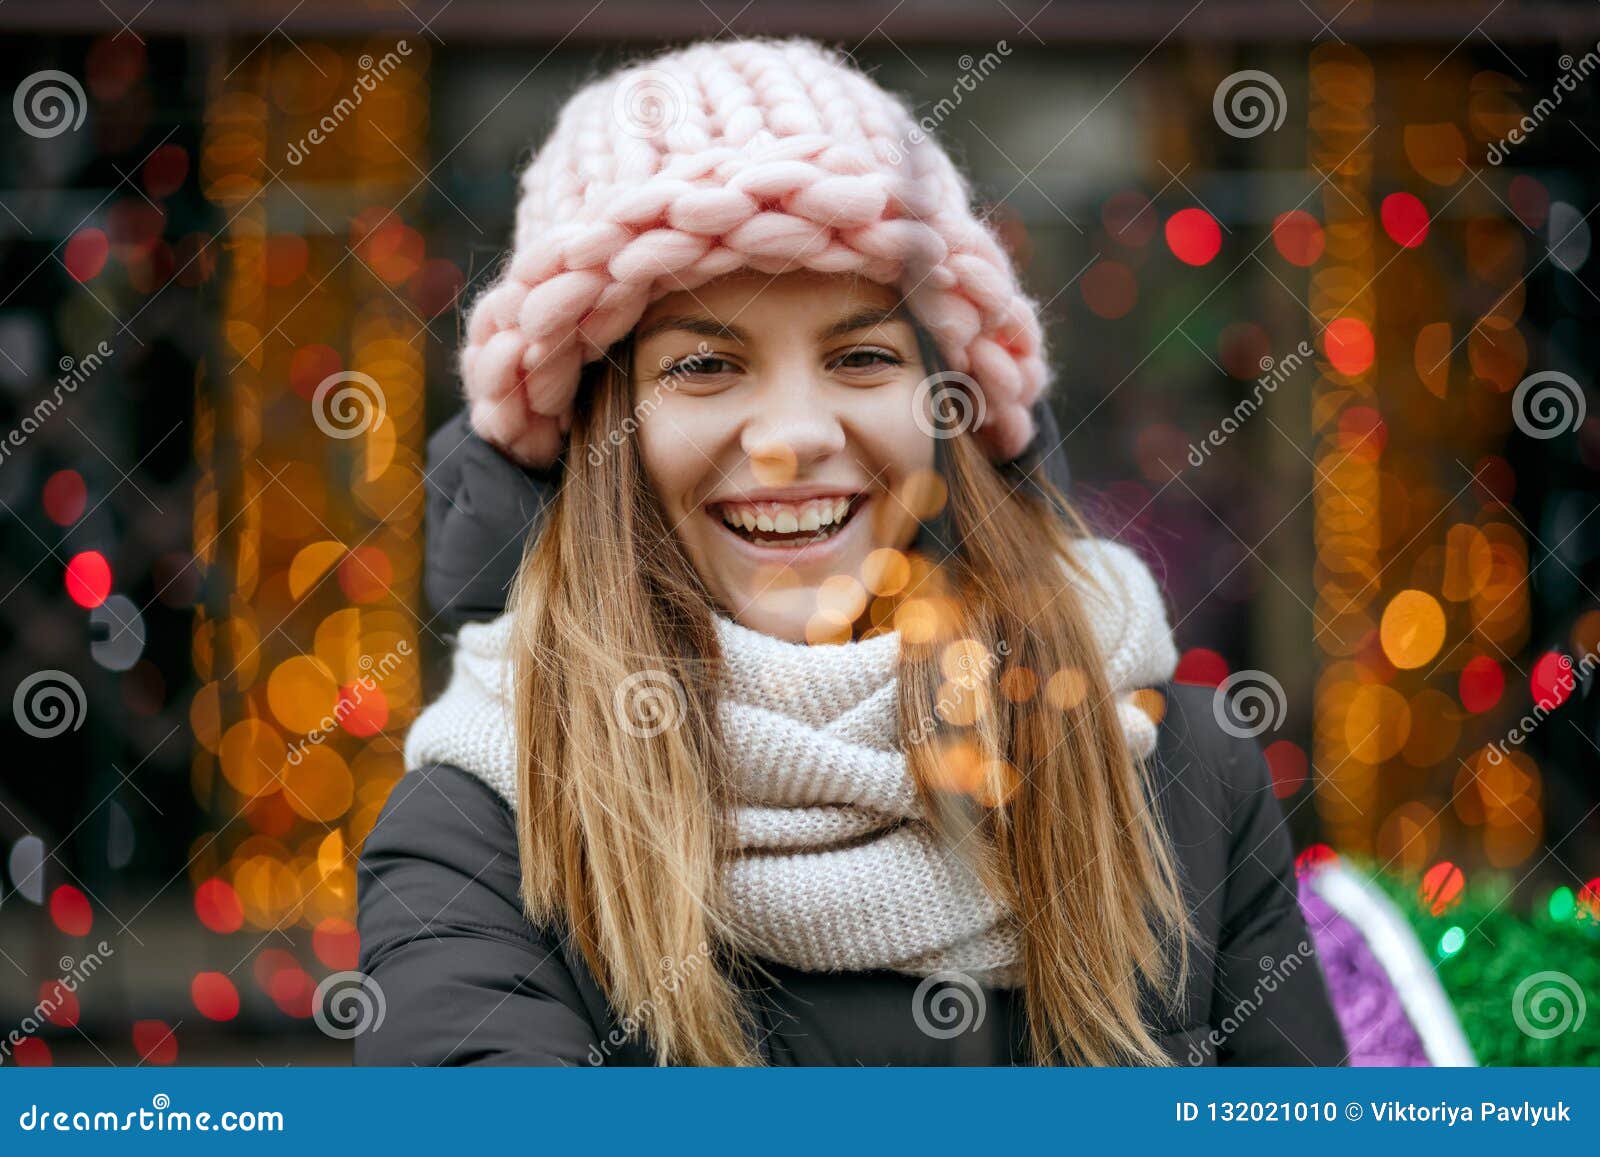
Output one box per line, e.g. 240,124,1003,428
0,0,1596,1066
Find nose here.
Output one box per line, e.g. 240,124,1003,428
740,373,847,475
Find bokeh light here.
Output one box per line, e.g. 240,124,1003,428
1164,208,1222,266
65,550,112,608
1380,192,1430,248
1271,209,1325,266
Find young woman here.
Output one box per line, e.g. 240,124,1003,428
355,37,1344,1066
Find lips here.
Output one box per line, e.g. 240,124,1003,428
707,493,865,548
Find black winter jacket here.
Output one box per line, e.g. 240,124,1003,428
354,401,1347,1066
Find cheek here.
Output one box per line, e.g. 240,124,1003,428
851,382,936,474
632,395,736,516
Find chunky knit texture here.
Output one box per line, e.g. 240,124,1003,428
402,538,1178,985
460,37,1049,468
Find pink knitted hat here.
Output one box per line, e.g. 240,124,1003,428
460,37,1050,468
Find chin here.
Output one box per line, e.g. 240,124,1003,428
727,607,810,644
693,490,886,643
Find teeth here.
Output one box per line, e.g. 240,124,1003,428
717,496,857,536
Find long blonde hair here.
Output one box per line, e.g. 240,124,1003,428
506,328,1192,1066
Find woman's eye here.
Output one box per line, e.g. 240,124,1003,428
834,349,903,372
661,355,734,380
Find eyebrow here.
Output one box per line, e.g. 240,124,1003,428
817,304,908,340
633,314,750,344
634,302,910,346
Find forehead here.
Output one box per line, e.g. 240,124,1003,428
637,270,904,329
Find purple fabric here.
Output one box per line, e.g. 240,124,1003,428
1298,884,1433,1066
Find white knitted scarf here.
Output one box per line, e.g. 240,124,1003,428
402,537,1178,987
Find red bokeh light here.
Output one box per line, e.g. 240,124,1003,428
264,234,310,288
1322,317,1375,376
338,547,393,604
1295,844,1338,877
1530,651,1576,712
1471,454,1517,505
253,948,300,993
1380,192,1430,248
49,885,93,937
269,967,316,1019
313,918,361,971
1271,210,1325,267
1459,656,1505,714
410,258,465,317
65,550,112,609
194,877,244,934
85,33,146,101
360,218,425,285
1508,175,1550,231
13,1037,52,1066
64,228,109,282
1173,647,1229,687
289,344,343,401
1419,860,1465,916
1337,405,1387,461
192,971,241,1021
39,980,80,1028
1578,878,1600,923
1101,189,1157,247
132,1019,178,1065
1080,260,1138,320
1264,740,1309,800
1164,208,1222,266
244,791,298,837
142,143,190,199
338,684,389,738
106,199,165,261
43,470,87,526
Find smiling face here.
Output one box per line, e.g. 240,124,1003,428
629,270,937,643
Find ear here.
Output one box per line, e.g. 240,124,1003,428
424,407,561,630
